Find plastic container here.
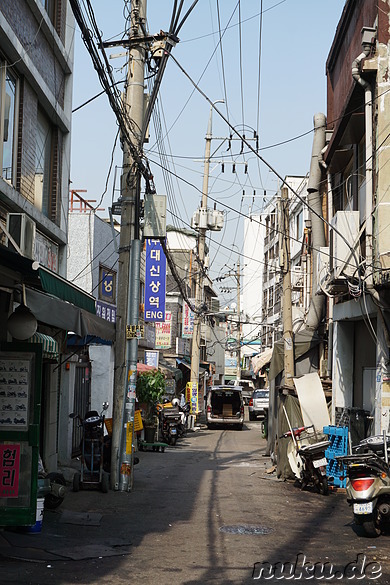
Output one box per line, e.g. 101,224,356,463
26,498,45,533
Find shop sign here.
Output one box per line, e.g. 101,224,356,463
144,350,159,368
176,337,190,356
96,300,116,323
144,239,166,322
0,444,20,498
186,381,198,414
182,301,194,338
35,232,59,273
155,312,172,349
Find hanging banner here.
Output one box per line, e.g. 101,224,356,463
144,239,167,322
182,300,195,338
155,311,172,349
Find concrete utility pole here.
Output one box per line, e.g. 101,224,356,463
190,104,215,393
236,258,241,380
281,186,294,388
111,0,146,491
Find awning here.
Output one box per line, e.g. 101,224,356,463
38,267,96,314
0,245,96,313
176,357,208,377
159,358,183,382
27,332,59,360
251,347,273,374
25,288,115,342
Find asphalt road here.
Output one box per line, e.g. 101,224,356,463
1,418,390,584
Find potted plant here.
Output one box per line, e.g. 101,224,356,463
136,370,165,442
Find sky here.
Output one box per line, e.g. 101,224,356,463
70,0,346,304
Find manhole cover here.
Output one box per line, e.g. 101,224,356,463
219,524,272,535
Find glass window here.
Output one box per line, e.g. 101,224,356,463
35,110,52,217
38,0,57,26
296,210,303,240
0,64,17,184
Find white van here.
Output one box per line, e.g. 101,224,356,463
206,386,244,430
233,379,255,404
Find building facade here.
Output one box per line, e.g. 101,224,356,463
322,0,390,437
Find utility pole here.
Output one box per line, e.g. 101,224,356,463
111,0,146,491
190,102,224,400
236,258,241,380
280,186,294,388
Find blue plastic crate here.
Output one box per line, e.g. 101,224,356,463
324,426,348,488
323,425,349,439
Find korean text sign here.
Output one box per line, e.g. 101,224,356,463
182,301,195,338
0,444,20,498
144,239,167,322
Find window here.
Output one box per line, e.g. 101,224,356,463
38,0,57,26
35,110,53,217
0,63,17,185
296,210,303,241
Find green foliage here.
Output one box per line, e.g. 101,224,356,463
136,370,165,416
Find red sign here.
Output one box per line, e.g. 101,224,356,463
0,444,20,498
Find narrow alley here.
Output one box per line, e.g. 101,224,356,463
1,420,389,584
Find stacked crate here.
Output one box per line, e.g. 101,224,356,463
323,425,349,488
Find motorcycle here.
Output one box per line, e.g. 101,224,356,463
38,455,66,510
280,423,331,495
156,400,181,446
69,401,110,493
337,432,390,537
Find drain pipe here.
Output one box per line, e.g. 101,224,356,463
352,27,376,287
305,113,327,330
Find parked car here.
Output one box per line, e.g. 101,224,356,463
206,386,244,430
248,389,269,421
233,379,255,404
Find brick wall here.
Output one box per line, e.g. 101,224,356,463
1,0,66,108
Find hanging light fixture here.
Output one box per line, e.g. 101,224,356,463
7,285,38,340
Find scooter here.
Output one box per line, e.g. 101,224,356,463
157,401,181,446
337,432,390,537
281,425,331,495
172,398,191,438
69,401,110,493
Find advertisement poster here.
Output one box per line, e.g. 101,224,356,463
0,444,20,498
144,239,167,322
186,381,198,414
155,312,172,349
182,301,195,338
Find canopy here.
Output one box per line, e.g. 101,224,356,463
26,288,115,342
251,347,273,374
27,332,59,360
137,363,156,373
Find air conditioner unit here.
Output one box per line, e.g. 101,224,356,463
316,247,330,294
6,213,36,259
330,211,359,280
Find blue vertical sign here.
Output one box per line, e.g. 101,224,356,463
144,239,166,322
